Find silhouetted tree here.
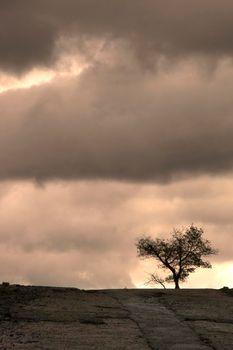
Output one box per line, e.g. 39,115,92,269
136,225,218,289
145,272,166,289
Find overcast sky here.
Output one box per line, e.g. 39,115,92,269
0,1,232,288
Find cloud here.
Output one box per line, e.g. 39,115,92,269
0,58,233,182
0,0,232,290
0,181,137,288
2,1,233,74
0,178,231,288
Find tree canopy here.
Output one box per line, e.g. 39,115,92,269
136,225,218,289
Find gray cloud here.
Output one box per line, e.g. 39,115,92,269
2,0,233,73
0,3,57,74
0,60,233,182
0,1,232,290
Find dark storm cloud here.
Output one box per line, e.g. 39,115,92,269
0,2,57,74
0,61,233,182
2,0,233,73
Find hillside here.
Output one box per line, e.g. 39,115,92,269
0,284,232,349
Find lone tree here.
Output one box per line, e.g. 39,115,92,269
136,225,218,289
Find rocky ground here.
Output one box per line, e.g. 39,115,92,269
0,284,232,349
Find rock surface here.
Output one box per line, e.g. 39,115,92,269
0,285,232,349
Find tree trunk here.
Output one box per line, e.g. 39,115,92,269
174,277,180,289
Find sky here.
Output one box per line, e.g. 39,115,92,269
0,0,233,289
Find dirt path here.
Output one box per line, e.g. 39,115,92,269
0,285,232,349
110,290,212,349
